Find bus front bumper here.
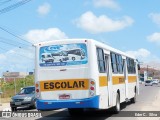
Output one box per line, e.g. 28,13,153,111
36,96,99,110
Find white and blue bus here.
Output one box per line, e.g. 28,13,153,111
35,39,140,115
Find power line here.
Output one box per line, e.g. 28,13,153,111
0,46,34,60
0,37,30,47
0,0,32,15
0,0,12,6
0,26,33,45
0,40,22,48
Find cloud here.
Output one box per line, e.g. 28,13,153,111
148,13,160,53
0,27,68,74
149,13,160,25
147,32,160,43
126,48,150,64
125,48,160,69
93,0,120,9
74,11,134,34
0,47,34,73
126,48,151,59
142,61,160,70
23,28,68,44
0,54,6,60
37,3,51,16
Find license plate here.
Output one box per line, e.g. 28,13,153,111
15,102,21,105
59,94,70,99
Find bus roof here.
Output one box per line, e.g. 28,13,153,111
92,39,136,59
34,39,136,60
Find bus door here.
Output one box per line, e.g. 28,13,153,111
105,54,112,106
123,59,128,100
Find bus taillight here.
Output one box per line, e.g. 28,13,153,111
36,83,39,87
35,82,40,98
89,80,96,97
90,86,95,90
90,81,95,85
36,89,39,93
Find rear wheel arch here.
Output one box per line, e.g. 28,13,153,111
134,86,137,93
113,90,120,114
117,89,120,101
131,86,137,103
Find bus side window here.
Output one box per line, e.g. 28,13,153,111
138,64,140,70
117,54,123,74
111,53,118,73
126,58,136,74
122,59,125,72
96,48,106,73
111,53,123,74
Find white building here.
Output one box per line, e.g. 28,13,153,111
2,72,28,78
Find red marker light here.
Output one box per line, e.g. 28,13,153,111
90,86,94,90
36,89,39,92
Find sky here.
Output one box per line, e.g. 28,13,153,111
0,0,160,75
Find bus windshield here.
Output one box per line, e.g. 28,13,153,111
39,43,88,67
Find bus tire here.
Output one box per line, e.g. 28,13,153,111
68,108,84,116
33,100,37,109
113,93,120,114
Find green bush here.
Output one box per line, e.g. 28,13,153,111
0,75,34,98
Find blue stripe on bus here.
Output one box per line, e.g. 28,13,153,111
36,96,99,110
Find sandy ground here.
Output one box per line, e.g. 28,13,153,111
0,102,10,111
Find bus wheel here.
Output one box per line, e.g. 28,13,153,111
33,100,37,109
68,108,84,116
113,93,120,114
131,92,137,103
72,57,75,61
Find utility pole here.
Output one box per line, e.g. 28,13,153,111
152,67,156,78
147,65,149,79
0,78,2,106
3,77,6,98
14,78,16,95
